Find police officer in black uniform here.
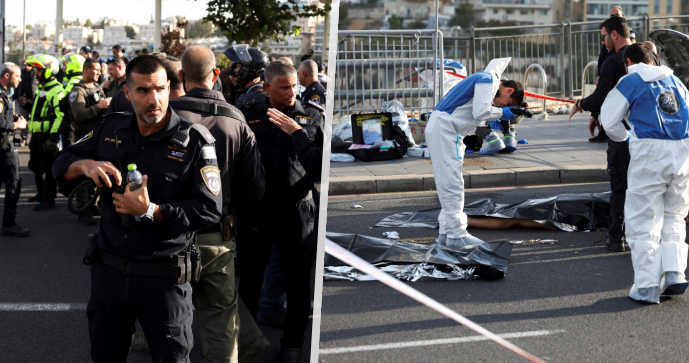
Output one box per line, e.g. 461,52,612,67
224,45,269,107
298,60,326,108
237,59,323,363
0,63,30,237
171,45,267,363
69,57,110,225
53,56,222,362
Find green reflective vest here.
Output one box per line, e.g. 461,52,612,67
29,79,65,134
65,76,82,94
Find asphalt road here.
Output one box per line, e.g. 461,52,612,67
0,152,311,362
319,184,689,363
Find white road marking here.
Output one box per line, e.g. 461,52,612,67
319,329,566,355
0,303,87,311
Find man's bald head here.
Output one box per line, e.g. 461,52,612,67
643,41,658,55
298,59,318,86
278,57,294,66
181,45,217,85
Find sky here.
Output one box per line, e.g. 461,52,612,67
5,0,212,27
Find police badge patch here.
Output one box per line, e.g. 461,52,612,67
200,165,221,196
296,115,310,125
69,91,78,103
309,96,321,106
74,131,93,144
0,102,3,114
658,90,680,115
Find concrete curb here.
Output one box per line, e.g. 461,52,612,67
328,165,608,195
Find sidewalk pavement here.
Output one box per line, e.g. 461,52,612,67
328,113,611,195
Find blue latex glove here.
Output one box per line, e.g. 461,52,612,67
489,120,502,130
501,106,515,121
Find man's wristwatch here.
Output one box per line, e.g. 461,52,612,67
139,202,156,224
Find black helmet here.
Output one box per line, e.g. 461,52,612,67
224,45,269,83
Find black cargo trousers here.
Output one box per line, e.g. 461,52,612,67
237,195,317,349
607,139,631,244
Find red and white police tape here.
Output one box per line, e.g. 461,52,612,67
447,71,576,104
324,239,547,363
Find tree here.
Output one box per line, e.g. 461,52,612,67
87,35,95,48
216,54,231,69
26,25,33,31
150,15,154,24
124,25,138,39
449,2,474,29
161,20,188,57
388,15,404,30
203,0,330,45
188,20,214,39
85,19,93,28
478,20,521,36
406,19,426,30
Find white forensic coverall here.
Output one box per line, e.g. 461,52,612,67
600,63,689,302
426,58,510,243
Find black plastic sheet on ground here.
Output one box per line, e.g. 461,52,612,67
375,192,612,232
324,232,513,281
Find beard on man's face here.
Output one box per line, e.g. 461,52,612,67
131,99,166,124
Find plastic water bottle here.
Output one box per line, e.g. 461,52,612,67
126,164,143,191
127,164,143,221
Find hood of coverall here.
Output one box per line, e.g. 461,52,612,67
649,29,689,88
483,58,511,80
627,62,674,83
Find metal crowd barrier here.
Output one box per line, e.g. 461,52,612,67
524,64,547,112
335,29,443,119
334,15,689,118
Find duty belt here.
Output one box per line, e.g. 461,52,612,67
100,250,188,283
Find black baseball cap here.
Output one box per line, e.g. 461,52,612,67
80,46,92,53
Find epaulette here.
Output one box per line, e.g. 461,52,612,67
239,99,257,110
302,101,325,113
171,123,216,148
238,91,265,110
103,111,132,121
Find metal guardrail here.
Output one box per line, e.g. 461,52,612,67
335,29,443,119
581,61,598,99
523,64,547,112
334,14,689,118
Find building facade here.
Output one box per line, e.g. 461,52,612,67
585,0,648,21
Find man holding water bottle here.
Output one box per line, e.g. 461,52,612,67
53,55,222,362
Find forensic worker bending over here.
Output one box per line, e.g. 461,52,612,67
426,58,524,247
600,43,689,304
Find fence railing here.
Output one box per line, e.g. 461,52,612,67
335,29,443,120
335,14,689,118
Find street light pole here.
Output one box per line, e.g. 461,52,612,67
22,0,26,59
56,0,63,55
0,0,5,63
154,0,162,51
